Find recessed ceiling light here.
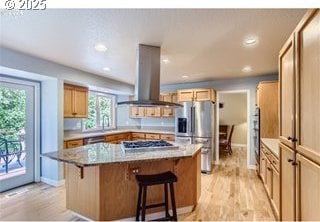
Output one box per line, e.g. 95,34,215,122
182,75,189,78
162,59,170,64
95,43,108,52
242,66,253,73
103,67,111,72
243,37,258,46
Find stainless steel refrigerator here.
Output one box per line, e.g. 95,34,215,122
175,101,215,173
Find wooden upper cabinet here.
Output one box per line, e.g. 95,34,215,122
130,106,145,118
177,89,194,102
295,9,320,165
296,154,320,221
161,93,176,117
280,143,296,221
64,84,88,118
145,107,161,117
257,81,279,138
279,35,295,148
64,85,74,118
177,88,216,102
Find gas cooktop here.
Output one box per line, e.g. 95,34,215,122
121,140,178,152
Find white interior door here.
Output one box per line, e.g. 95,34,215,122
0,77,39,192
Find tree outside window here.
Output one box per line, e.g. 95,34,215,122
83,91,115,131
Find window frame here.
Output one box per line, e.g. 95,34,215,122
82,90,116,132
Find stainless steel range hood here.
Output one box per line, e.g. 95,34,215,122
118,44,182,107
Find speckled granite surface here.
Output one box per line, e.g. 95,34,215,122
261,138,279,157
42,143,202,167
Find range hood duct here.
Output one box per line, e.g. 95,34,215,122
117,44,182,107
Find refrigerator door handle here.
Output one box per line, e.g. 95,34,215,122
191,106,195,133
190,107,193,133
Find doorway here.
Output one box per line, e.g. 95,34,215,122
0,76,40,192
216,90,250,168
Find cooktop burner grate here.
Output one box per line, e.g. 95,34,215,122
121,140,178,152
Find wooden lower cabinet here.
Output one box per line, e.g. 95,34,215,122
145,133,160,140
296,154,320,221
160,134,175,141
280,143,295,221
271,165,280,217
131,132,145,140
266,158,273,196
65,139,84,148
260,151,267,183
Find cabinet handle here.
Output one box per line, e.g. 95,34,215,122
292,161,298,166
287,158,294,163
72,112,77,115
287,136,292,141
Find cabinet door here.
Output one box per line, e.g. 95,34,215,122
272,165,280,217
194,89,212,101
295,9,320,165
161,93,174,117
279,35,295,148
130,107,145,118
257,82,279,138
266,158,273,197
260,151,267,183
73,87,88,118
280,143,296,221
296,153,320,221
130,107,139,118
177,89,194,102
64,85,74,117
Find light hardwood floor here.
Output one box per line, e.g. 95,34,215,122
0,147,275,221
180,147,275,221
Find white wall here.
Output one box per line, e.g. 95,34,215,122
219,93,247,145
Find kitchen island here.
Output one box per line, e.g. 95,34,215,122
43,142,202,220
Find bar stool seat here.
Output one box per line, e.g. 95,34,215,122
135,171,178,221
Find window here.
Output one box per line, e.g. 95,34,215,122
82,91,116,131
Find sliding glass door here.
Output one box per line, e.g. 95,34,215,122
0,76,39,192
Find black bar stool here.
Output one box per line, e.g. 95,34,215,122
135,171,178,221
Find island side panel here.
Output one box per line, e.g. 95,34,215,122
66,164,100,220
175,150,201,209
99,159,174,220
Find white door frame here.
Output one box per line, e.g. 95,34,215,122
0,75,41,184
215,89,251,169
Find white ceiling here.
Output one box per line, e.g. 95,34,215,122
0,9,305,85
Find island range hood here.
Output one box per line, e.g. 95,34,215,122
117,44,183,107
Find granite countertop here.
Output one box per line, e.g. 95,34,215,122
261,138,280,157
64,129,175,141
42,143,202,167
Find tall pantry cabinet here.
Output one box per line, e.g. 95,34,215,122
279,9,320,221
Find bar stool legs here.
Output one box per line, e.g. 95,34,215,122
169,183,177,221
136,182,177,221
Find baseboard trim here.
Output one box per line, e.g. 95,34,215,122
231,143,246,148
40,177,65,187
73,205,194,221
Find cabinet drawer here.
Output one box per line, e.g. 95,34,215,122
145,133,161,140
105,133,127,142
131,133,145,140
270,154,280,172
160,134,175,141
66,139,83,148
